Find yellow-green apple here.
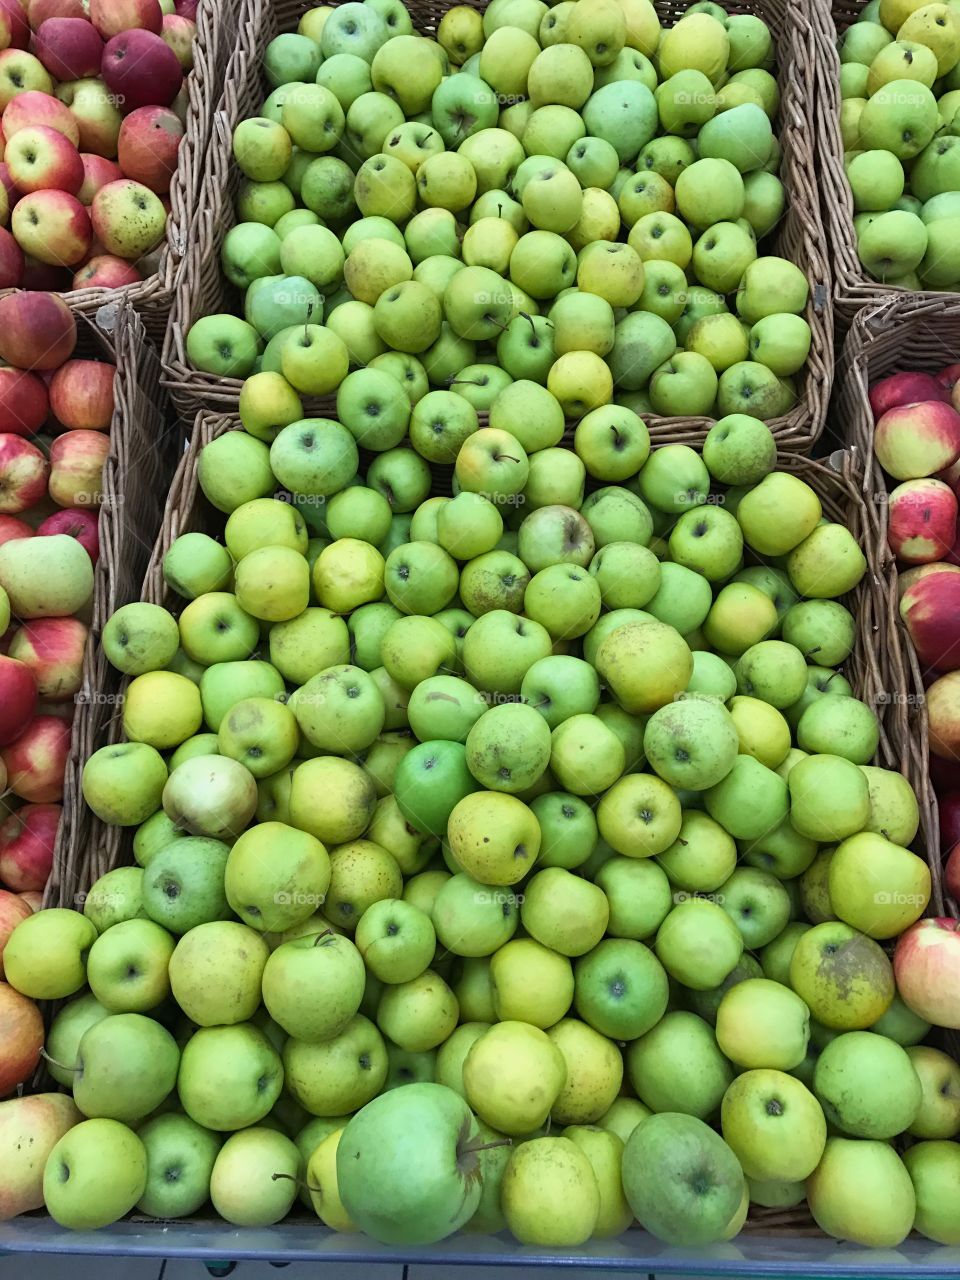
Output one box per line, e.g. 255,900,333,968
828,831,929,938
874,399,960,479
0,802,60,890
500,1136,600,1247
2,906,97,999
162,754,257,841
168,921,268,1027
0,890,32,975
91,177,166,258
84,918,174,1013
807,1137,915,1247
178,1022,282,1131
71,1011,178,1122
597,770,680,856
210,1127,299,1227
161,12,195,67
447,790,540,885
907,1045,960,1137
626,1009,731,1117
55,77,121,155
716,978,810,1070
721,1068,825,1182
0,1092,81,1220
655,898,744,990
43,1117,148,1230
789,921,895,1029
82,742,168,825
0,979,43,1094
814,1029,922,1137
463,1020,566,1135
904,1139,960,1244
894,917,960,1027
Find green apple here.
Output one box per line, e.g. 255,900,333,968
814,1030,922,1138
789,921,895,1030
904,1140,960,1244
141,836,230,936
621,1112,745,1247
808,1136,916,1246
627,1009,732,1119
43,1119,147,1230
136,1113,221,1219
656,809,736,893
73,1013,179,1124
715,977,809,1070
573,935,668,1039
643,698,739,791
721,1068,826,1182
655,897,743,990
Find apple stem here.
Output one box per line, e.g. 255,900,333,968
805,646,821,658
271,1172,322,1193
463,1136,512,1157
677,838,688,846
312,928,336,947
449,378,481,387
39,1047,78,1073
520,311,536,336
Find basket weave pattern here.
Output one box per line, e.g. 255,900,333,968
45,303,180,913
161,0,832,449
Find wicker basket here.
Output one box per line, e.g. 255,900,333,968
42,302,180,914
20,0,242,346
836,291,960,913
50,415,937,1234
814,0,960,335
161,0,832,449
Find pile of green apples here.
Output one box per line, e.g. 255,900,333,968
838,0,960,287
184,0,813,425
4,402,959,1252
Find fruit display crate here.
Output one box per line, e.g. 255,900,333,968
835,290,960,908
159,0,833,450
44,302,181,917
812,1,960,336
27,413,946,1256
33,0,241,347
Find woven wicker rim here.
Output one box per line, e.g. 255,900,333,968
161,0,832,449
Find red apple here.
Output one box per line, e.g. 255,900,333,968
1,713,71,802
49,359,113,431
939,363,960,393
8,616,87,699
0,290,77,369
900,567,960,673
0,434,48,514
20,255,70,291
0,654,36,744
0,514,32,546
47,427,108,507
26,0,85,28
35,506,98,560
0,981,43,1095
174,0,197,17
90,0,162,39
2,90,78,144
939,789,960,852
6,123,83,194
894,917,960,1028
0,368,48,437
11,188,91,266
0,0,29,51
102,29,182,114
945,844,960,902
76,151,120,203
0,161,16,204
0,226,24,289
0,889,31,976
159,12,193,70
117,104,182,193
34,16,103,79
71,253,139,288
869,371,950,420
887,478,958,564
875,400,960,481
0,801,59,891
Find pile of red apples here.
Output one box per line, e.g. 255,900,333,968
0,0,196,294
0,289,114,977
868,364,960,899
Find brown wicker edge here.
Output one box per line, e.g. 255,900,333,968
45,302,182,913
14,0,242,347
835,291,960,916
161,0,832,450
814,0,960,336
